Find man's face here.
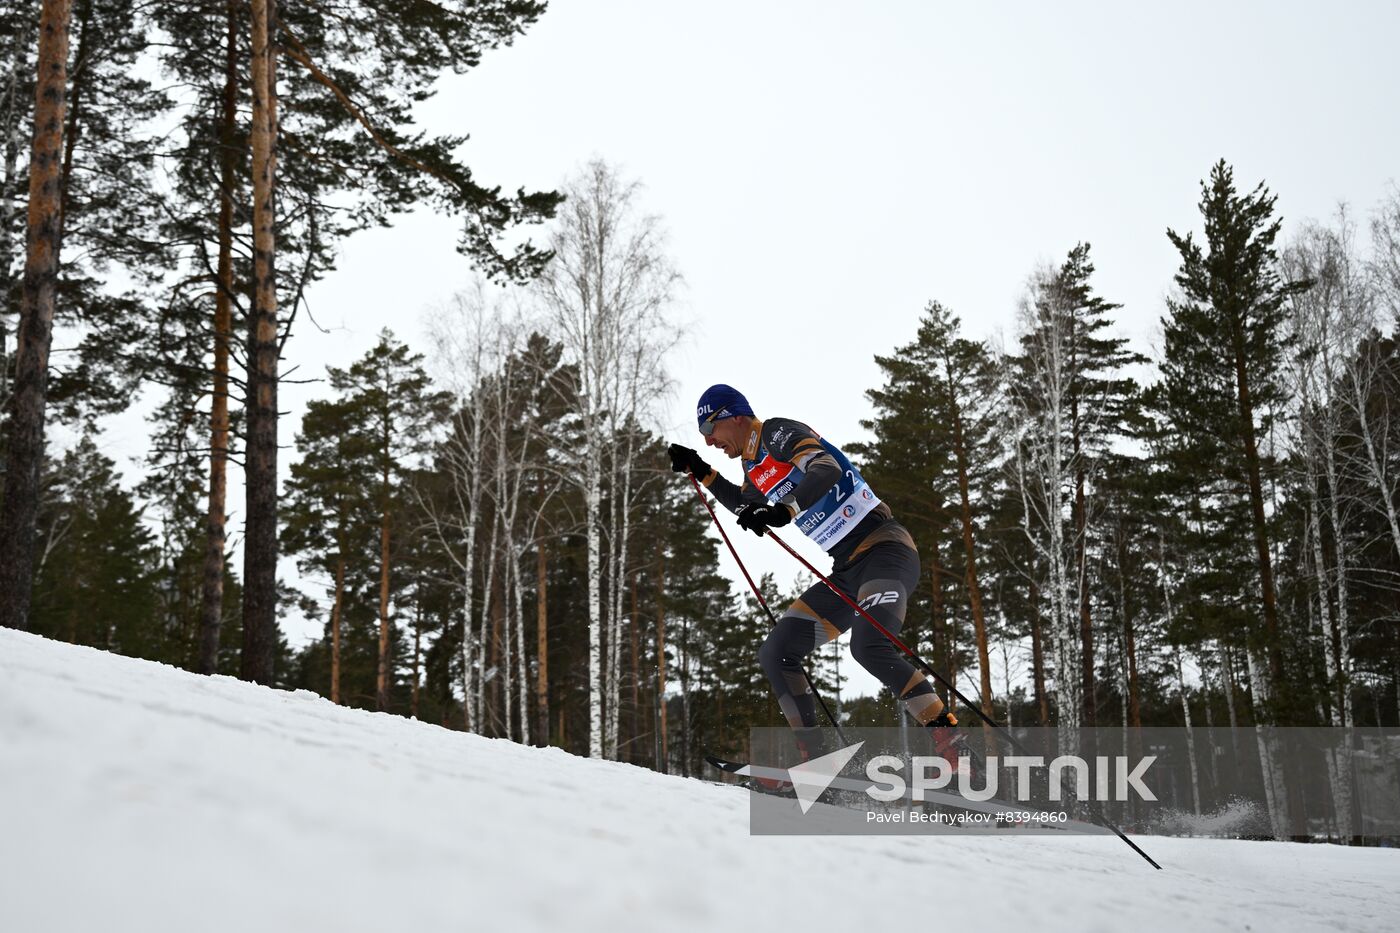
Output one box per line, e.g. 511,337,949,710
703,416,749,459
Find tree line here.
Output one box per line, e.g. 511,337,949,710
2,2,1398,786
0,0,560,675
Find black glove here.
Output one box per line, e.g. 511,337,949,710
668,443,712,479
735,501,793,536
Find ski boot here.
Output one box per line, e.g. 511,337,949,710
750,728,827,795
927,711,982,783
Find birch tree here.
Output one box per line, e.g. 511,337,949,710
534,160,679,759
1006,243,1141,744
481,325,567,742
424,286,507,734
1283,213,1374,840
1284,215,1369,729
1007,264,1097,754
1372,187,1400,315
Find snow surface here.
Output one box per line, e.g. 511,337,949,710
2,628,1396,933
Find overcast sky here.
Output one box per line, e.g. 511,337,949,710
90,1,1400,697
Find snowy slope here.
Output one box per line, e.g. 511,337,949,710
2,628,1396,933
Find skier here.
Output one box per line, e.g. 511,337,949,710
668,383,966,775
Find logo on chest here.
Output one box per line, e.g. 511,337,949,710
747,453,795,496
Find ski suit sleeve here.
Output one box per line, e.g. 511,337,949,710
762,418,841,517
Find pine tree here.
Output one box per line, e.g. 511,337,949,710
147,0,564,682
852,301,954,655
857,301,999,718
331,332,450,711
0,0,73,632
1162,160,1304,719
282,392,377,705
29,434,160,655
1,0,174,630
237,0,280,684
1054,245,1144,726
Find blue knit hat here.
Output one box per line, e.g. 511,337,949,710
696,384,753,429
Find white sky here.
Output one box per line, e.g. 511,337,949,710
87,1,1400,698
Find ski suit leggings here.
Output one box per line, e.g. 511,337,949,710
757,537,943,734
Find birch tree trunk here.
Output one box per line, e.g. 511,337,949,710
536,543,549,745
488,570,503,733
501,535,515,741
606,424,637,758
679,612,691,776
196,0,239,674
460,413,481,732
1174,646,1202,816
585,451,603,756
480,512,499,731
630,575,640,761
1029,574,1049,725
1309,314,1356,730
1309,457,1356,841
1048,435,1078,756
655,540,668,773
463,407,485,732
1222,644,1243,785
1246,648,1291,840
1201,649,1220,799
1306,491,1342,724
604,439,621,757
377,456,392,711
490,375,515,740
1322,434,1354,729
515,550,529,744
1073,412,1095,727
1351,366,1400,561
999,635,1014,728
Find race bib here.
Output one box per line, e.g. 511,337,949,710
744,436,881,551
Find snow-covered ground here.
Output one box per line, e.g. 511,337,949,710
2,628,1395,933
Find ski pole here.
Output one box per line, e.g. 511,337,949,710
761,526,1162,870
685,474,849,745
